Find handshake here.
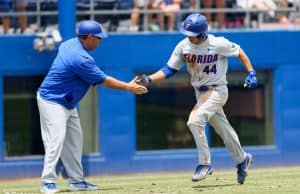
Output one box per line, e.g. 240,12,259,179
128,75,150,95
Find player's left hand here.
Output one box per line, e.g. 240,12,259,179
244,70,257,88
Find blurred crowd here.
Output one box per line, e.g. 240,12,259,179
0,0,28,34
0,0,299,34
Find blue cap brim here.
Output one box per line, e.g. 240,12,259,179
94,32,108,39
180,28,198,37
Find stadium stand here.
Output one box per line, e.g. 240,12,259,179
1,0,299,34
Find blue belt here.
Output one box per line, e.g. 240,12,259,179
199,85,218,92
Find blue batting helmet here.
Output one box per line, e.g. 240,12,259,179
78,20,107,39
180,14,208,37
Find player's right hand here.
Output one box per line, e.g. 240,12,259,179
136,74,151,86
128,76,148,94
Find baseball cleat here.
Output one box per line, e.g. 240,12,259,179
237,153,253,184
192,164,214,182
40,182,58,194
69,181,99,191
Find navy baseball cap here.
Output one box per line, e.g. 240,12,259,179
78,20,107,39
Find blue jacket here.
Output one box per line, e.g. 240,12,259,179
38,37,107,109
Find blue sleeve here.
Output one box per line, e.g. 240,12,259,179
160,65,178,78
70,60,107,85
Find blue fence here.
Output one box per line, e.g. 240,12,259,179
0,30,300,179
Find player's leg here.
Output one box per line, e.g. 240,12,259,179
209,109,252,184
209,109,245,163
188,123,213,182
37,94,67,193
60,109,99,191
187,89,214,165
60,108,83,183
187,86,227,181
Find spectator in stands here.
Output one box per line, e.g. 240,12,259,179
152,0,183,31
0,0,28,34
0,0,11,34
203,0,225,28
237,0,277,18
190,0,225,29
189,0,196,8
277,0,293,24
130,0,156,31
15,0,27,33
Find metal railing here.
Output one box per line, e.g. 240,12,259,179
0,1,299,33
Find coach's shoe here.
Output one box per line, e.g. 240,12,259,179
192,164,214,182
237,153,253,184
40,182,58,194
69,181,99,191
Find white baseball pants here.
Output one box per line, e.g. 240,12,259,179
37,93,84,183
187,85,246,165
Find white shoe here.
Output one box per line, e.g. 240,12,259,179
69,181,99,191
40,182,58,194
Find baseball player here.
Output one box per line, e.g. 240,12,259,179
138,13,257,184
37,20,147,194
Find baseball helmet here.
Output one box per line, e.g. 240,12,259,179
180,14,208,37
78,20,107,39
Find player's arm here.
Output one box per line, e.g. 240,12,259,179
238,48,257,88
138,65,178,85
219,38,257,88
148,65,178,82
219,38,254,72
147,70,166,82
238,48,255,72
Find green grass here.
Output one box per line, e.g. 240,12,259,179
1,166,300,194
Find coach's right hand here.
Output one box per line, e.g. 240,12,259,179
128,76,148,94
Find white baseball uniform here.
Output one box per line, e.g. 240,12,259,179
167,34,246,164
